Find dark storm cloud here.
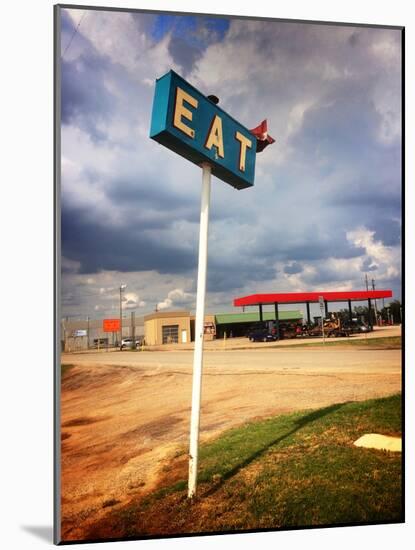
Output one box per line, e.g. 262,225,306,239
102,169,239,226
377,274,401,294
61,205,195,274
348,31,359,47
370,218,401,247
282,241,365,262
106,177,195,210
253,230,365,263
324,188,401,251
151,14,229,74
130,11,158,33
61,8,75,36
284,262,303,275
326,188,401,212
61,292,83,307
61,194,277,287
207,258,277,293
168,36,202,75
301,268,352,287
61,9,150,145
61,54,116,141
292,85,379,164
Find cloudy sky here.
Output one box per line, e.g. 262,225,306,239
60,7,402,320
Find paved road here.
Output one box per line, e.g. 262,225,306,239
62,346,401,374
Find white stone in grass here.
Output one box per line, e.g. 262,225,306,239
353,433,401,452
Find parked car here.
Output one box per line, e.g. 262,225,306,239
342,320,370,334
248,328,278,342
121,337,141,349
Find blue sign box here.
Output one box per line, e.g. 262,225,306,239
150,71,256,190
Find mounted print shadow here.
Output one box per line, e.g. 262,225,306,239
54,3,404,544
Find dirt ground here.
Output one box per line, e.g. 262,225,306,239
60,334,402,541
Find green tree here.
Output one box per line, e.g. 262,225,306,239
337,309,349,322
389,300,402,324
353,305,369,322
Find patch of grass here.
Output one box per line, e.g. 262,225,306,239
61,363,75,378
87,394,402,539
193,395,401,485
285,336,401,349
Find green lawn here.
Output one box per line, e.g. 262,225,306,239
282,335,401,349
87,394,402,539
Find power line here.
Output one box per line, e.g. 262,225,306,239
62,11,87,59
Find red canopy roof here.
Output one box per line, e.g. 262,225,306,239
233,290,392,307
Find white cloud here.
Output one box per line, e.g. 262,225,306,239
157,288,193,310
346,226,401,283
347,227,399,267
123,291,146,310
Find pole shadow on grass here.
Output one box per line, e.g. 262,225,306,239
202,402,348,497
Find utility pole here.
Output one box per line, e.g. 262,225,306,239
120,287,122,348
364,274,371,325
131,311,135,347
372,278,378,326
119,284,126,349
319,296,325,345
87,316,90,349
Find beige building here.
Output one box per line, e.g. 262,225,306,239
144,311,216,345
144,311,191,345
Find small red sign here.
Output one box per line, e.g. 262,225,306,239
103,318,120,332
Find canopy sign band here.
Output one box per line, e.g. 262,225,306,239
150,70,256,190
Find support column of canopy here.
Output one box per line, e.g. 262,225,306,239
274,302,280,340
368,298,373,330
348,299,353,322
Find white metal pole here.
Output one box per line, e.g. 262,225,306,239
319,298,325,345
188,162,211,499
119,286,122,349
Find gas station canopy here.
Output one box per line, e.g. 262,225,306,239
233,290,392,307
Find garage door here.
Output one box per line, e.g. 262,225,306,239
162,324,179,344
